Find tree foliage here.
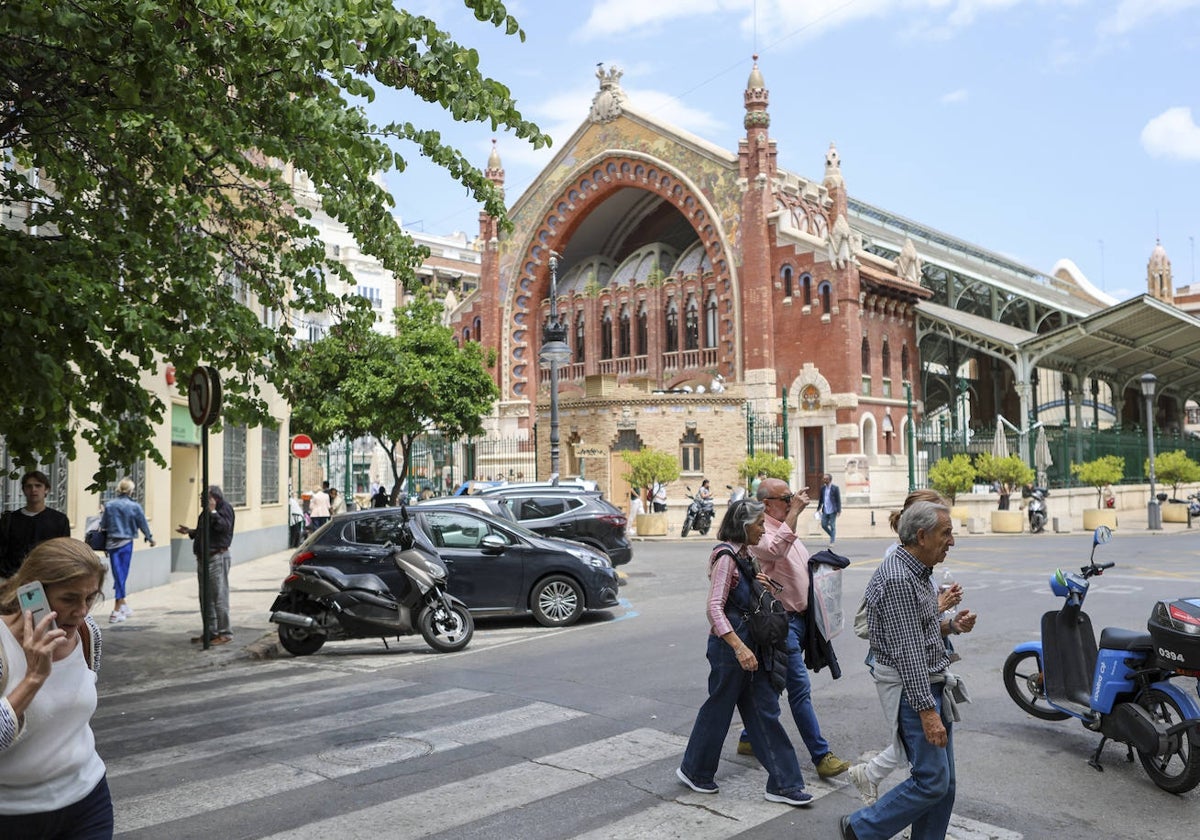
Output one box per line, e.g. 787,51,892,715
739,453,793,482
0,0,547,486
1071,455,1126,507
285,296,499,501
1146,449,1200,499
927,454,976,505
974,453,1034,494
620,449,681,494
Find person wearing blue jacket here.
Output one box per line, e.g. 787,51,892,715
100,478,155,623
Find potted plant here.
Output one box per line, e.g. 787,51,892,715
976,453,1034,533
1071,455,1125,530
1146,450,1200,523
621,448,681,536
928,454,976,524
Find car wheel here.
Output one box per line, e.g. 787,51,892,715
531,575,585,627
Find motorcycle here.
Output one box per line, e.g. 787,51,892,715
1003,526,1200,793
681,486,715,537
269,506,473,656
1027,486,1049,533
1191,494,1200,518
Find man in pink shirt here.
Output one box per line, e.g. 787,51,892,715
740,477,850,779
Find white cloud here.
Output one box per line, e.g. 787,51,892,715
1099,0,1200,36
941,89,969,105
1141,107,1200,161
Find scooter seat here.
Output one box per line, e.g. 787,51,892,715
1098,627,1154,651
302,565,390,596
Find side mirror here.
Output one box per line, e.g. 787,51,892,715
480,533,507,552
1093,525,1112,546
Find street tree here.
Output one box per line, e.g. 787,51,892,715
286,295,499,501
0,0,547,485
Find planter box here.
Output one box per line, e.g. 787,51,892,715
1082,509,1118,530
991,510,1024,533
635,513,667,536
949,506,970,525
1162,504,1190,524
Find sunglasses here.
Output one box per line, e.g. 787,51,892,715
765,493,794,503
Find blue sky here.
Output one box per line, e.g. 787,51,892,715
378,0,1200,301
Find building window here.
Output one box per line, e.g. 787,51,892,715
462,327,471,342
782,265,793,298
637,303,648,354
575,312,586,362
861,375,871,396
861,337,870,376
618,304,632,357
223,424,247,507
704,293,718,348
818,281,832,315
881,337,891,378
684,294,699,351
802,274,813,306
260,426,280,504
473,317,482,342
601,307,614,360
901,343,911,381
100,462,147,507
680,429,703,472
665,299,679,352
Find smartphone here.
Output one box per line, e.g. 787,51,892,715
16,581,56,629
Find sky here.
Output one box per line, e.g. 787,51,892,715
376,0,1200,302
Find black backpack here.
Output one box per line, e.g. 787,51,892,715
714,543,789,650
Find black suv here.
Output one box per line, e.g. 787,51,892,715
478,486,632,566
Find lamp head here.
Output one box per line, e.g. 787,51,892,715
1140,372,1158,399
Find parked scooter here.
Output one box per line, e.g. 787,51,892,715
1026,486,1049,533
1003,526,1200,793
681,486,715,537
269,506,473,656
1190,494,1200,518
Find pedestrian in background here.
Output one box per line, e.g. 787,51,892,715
650,481,668,513
0,538,111,837
329,487,346,516
176,486,235,647
308,484,331,530
288,494,305,547
676,498,813,807
817,473,842,544
0,471,71,579
371,486,390,508
100,478,155,623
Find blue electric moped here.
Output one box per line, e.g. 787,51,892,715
1003,526,1200,793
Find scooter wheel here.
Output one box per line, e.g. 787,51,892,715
681,517,692,538
1136,688,1200,794
418,602,474,652
1002,650,1069,720
278,624,326,656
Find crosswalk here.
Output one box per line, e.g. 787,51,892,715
94,659,1021,839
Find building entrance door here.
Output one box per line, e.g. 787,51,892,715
802,427,824,498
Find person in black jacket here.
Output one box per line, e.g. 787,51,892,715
176,485,235,646
0,471,71,579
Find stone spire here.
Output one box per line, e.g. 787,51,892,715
823,142,843,189
743,55,769,129
485,138,504,192
1147,239,1174,303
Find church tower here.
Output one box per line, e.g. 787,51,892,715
1147,239,1174,304
477,139,505,385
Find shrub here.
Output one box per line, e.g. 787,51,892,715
1071,455,1125,508
620,448,681,497
1146,450,1200,499
927,454,976,505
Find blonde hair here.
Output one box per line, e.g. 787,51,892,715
117,477,135,495
888,489,950,533
0,538,107,615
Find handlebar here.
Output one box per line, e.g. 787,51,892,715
1081,560,1115,577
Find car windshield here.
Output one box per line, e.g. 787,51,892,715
415,507,545,543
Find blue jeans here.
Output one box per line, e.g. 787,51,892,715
680,626,807,795
820,512,837,542
0,775,113,839
106,542,133,600
741,614,831,763
847,683,955,840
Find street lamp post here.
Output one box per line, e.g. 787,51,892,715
904,380,915,493
1141,372,1161,531
539,252,571,479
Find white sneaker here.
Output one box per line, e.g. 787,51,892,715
848,762,878,806
109,611,126,624
120,603,133,617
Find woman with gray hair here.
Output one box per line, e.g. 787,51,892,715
99,478,155,624
676,499,813,807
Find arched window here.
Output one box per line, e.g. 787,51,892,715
665,298,679,353
881,336,891,378
782,265,793,298
574,311,586,363
818,281,832,315
684,294,699,351
618,304,632,357
901,343,910,381
704,293,718,348
473,317,481,341
861,336,871,375
802,274,812,306
462,327,471,343
601,306,614,360
680,429,703,472
637,302,648,355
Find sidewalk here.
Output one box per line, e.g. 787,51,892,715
95,548,294,688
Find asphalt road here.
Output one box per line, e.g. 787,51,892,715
92,528,1200,838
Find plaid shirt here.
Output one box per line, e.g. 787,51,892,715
865,545,949,711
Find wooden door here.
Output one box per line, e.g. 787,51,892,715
802,427,825,498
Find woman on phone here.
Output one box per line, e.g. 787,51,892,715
0,538,110,838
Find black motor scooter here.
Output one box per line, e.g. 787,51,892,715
680,486,715,537
269,507,473,656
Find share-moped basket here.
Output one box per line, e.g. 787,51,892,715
1148,598,1200,671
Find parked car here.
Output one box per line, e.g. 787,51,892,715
411,495,516,523
290,505,621,627
476,486,632,566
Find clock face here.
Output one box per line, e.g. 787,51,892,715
188,368,211,426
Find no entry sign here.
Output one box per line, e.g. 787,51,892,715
290,434,314,459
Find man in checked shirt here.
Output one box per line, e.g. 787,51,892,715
840,500,975,840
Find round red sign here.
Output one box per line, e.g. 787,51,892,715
290,434,314,459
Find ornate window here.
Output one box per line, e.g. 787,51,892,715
473,317,481,341
575,312,586,363
222,424,247,507
861,336,871,375
881,336,891,377
901,343,910,381
637,302,648,355
704,293,718,348
618,304,632,357
665,298,679,353
601,307,614,360
802,274,812,306
801,385,820,410
782,265,793,298
680,429,703,472
818,281,831,315
684,294,699,351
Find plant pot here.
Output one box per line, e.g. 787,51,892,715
949,506,970,525
991,510,1024,533
1162,504,1189,524
635,513,667,536
1082,509,1118,530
